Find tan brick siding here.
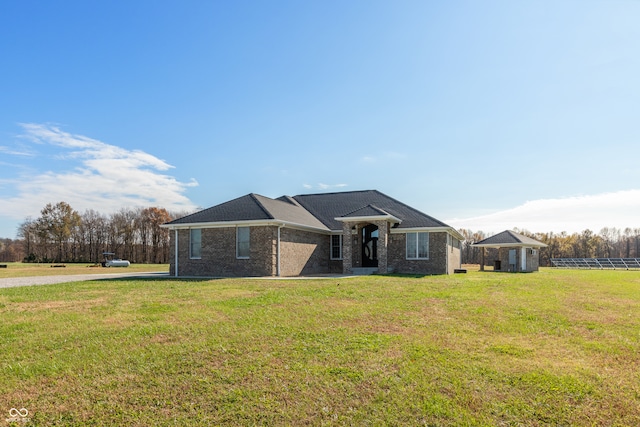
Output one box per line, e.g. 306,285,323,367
279,228,331,276
448,236,462,274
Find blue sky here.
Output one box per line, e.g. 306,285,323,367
1,0,639,238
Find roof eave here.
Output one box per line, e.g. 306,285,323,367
161,219,330,234
334,214,402,224
389,226,465,241
472,242,548,248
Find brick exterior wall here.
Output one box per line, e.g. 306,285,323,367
279,228,331,276
341,220,390,274
169,226,339,277
169,225,459,277
170,227,276,277
387,231,449,275
342,222,353,274
495,247,540,272
377,221,389,274
338,222,458,275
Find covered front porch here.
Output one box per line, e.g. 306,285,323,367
335,205,401,275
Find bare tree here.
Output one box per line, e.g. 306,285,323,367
17,218,39,262
80,209,109,263
0,238,24,262
141,207,172,263
35,202,81,262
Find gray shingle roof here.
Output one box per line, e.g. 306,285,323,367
166,193,328,230
293,190,450,230
472,230,547,248
340,204,393,218
253,194,327,229
167,194,270,224
166,189,454,232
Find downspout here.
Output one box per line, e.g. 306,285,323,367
174,229,179,277
277,224,283,277
446,233,450,274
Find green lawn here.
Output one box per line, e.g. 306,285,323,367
1,269,639,426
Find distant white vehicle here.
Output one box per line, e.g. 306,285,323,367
102,252,130,267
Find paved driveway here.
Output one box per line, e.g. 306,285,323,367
0,272,170,289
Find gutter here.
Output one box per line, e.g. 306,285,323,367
162,219,330,234
446,234,449,274
389,226,465,242
277,224,283,277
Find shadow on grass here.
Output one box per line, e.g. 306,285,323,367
374,273,431,279
91,276,220,283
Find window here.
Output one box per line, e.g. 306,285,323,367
331,235,342,260
406,232,429,259
237,227,250,258
190,229,201,259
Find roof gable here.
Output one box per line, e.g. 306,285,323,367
293,190,449,230
253,194,327,229
341,204,390,218
335,204,401,224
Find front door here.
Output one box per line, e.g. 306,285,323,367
362,224,378,267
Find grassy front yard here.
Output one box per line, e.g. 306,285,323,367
0,262,168,278
1,269,639,425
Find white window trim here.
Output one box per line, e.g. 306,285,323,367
236,226,250,259
330,234,343,260
190,228,202,259
406,231,429,260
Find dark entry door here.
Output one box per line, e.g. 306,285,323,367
362,225,379,267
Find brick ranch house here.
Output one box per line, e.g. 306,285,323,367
162,190,464,277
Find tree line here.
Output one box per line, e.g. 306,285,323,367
1,203,638,266
459,227,640,267
2,202,190,264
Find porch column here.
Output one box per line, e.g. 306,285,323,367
480,247,485,271
342,222,352,274
376,220,388,274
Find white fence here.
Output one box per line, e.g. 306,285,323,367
551,258,640,270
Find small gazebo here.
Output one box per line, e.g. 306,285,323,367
472,230,547,272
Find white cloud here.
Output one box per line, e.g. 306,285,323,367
0,145,36,157
303,183,348,191
318,183,348,190
447,190,640,234
0,124,199,221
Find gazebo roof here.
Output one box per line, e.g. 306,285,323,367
472,230,547,248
